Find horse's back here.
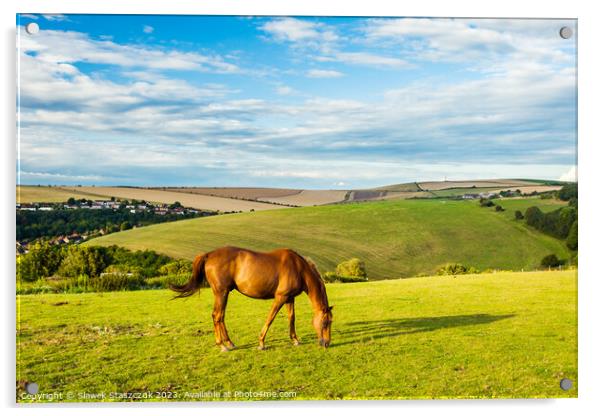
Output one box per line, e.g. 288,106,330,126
206,246,306,299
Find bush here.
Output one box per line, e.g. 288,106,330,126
158,259,192,276
515,210,524,220
437,263,480,276
321,271,367,283
495,205,504,212
90,272,145,292
335,258,367,278
144,274,190,289
480,199,495,207
541,254,562,268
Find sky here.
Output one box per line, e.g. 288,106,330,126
17,14,577,188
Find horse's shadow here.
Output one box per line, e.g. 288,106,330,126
331,313,515,347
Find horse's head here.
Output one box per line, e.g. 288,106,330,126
313,305,333,348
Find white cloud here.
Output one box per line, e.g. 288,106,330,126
306,69,344,78
42,14,69,22
361,18,575,69
276,85,294,95
143,25,154,34
19,27,239,73
332,52,409,68
260,17,337,43
559,166,577,182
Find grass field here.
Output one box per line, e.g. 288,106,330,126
16,186,110,203
16,270,577,401
87,198,570,279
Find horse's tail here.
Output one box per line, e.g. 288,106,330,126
169,253,208,298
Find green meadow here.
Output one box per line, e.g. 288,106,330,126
87,198,570,278
16,270,577,401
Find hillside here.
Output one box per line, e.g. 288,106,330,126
86,198,570,279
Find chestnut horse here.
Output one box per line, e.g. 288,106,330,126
170,246,333,351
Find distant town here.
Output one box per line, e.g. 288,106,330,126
16,198,214,255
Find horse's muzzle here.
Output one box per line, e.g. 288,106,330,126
319,338,330,348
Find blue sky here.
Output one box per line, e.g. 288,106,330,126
17,14,577,188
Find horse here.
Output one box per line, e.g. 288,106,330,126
169,246,333,351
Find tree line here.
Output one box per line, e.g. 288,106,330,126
17,207,207,241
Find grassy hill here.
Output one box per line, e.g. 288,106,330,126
17,270,577,400
86,198,570,279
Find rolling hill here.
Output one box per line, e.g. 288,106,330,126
86,197,570,279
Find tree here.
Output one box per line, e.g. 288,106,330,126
16,242,63,282
58,246,110,278
67,197,76,205
525,206,544,228
169,201,182,209
120,221,132,231
566,221,578,250
515,210,524,220
558,183,577,201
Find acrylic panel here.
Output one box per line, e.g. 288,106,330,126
16,14,577,402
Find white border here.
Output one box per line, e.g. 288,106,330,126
2,1,601,415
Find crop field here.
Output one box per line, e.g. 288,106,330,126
16,270,577,401
257,190,349,206
87,198,570,279
417,179,537,191
60,186,288,212
162,187,302,201
16,186,110,203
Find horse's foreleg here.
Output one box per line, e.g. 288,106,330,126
286,300,300,346
258,296,286,350
212,291,235,351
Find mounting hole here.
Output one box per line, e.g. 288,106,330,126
560,378,573,391
25,382,39,394
25,22,39,35
559,26,573,39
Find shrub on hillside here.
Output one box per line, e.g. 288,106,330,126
515,210,524,220
480,199,495,207
541,254,562,268
566,221,578,251
335,258,367,278
145,274,190,289
90,272,145,292
437,263,480,276
495,205,504,212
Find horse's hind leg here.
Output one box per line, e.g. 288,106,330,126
286,300,300,346
258,296,286,350
212,291,235,351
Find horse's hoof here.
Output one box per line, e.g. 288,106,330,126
293,340,301,346
257,345,266,351
220,345,230,352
